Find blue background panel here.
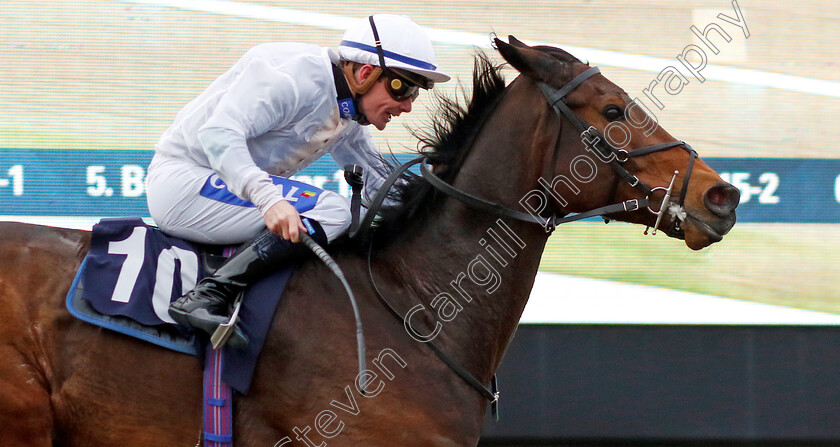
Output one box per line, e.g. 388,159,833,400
1,148,839,223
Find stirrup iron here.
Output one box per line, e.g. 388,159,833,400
210,293,244,349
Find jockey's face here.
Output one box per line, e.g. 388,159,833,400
355,64,414,130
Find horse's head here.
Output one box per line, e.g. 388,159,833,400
496,36,738,250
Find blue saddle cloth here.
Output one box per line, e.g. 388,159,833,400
66,217,292,394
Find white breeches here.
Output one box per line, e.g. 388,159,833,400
146,154,351,245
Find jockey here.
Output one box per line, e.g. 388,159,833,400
145,14,449,347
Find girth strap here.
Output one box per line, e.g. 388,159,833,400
203,346,233,447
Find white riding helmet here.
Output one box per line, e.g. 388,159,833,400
338,14,450,85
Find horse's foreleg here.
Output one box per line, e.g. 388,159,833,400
0,345,54,446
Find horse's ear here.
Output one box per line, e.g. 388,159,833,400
507,35,529,48
495,36,560,83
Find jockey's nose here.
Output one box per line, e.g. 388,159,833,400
400,98,412,113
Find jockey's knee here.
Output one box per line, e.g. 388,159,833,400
306,190,351,243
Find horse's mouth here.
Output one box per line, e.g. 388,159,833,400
681,212,736,250
691,216,725,242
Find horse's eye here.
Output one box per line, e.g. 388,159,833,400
603,105,623,121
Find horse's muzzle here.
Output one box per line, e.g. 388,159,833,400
680,183,739,249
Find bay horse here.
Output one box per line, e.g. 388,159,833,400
0,37,738,446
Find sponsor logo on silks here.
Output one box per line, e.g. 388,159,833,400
337,98,356,120
200,174,324,213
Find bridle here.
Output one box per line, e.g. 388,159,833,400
418,66,700,236
535,66,698,235
350,64,702,419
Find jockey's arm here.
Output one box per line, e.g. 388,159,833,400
197,59,311,240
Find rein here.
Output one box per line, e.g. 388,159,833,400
350,158,504,420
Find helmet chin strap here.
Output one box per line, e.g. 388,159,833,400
342,62,382,95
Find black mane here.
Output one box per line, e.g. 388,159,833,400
372,52,507,240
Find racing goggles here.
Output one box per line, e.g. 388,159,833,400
384,70,422,102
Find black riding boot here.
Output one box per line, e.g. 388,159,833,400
169,219,327,348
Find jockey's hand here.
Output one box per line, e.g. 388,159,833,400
263,201,307,243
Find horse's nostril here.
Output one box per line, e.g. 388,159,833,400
705,183,740,215
707,187,728,207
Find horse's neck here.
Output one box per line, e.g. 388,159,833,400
380,85,555,377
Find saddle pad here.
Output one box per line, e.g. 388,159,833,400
67,257,199,354
66,217,293,393
82,217,204,326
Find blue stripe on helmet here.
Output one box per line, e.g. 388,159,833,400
339,40,437,71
